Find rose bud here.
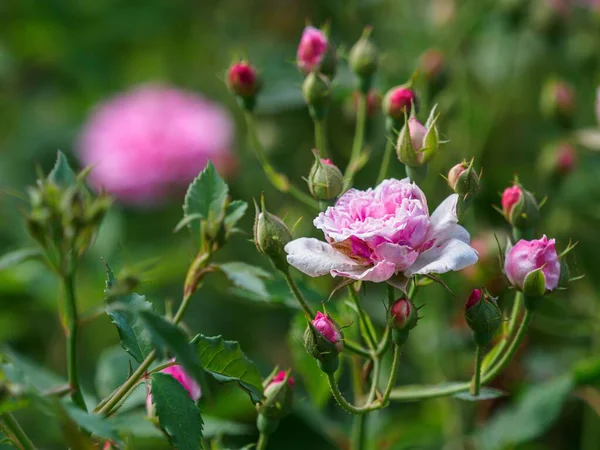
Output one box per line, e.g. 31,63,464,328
447,160,480,200
349,89,381,119
308,155,343,200
539,141,577,179
302,72,332,120
348,27,379,92
297,26,337,77
227,61,261,100
420,49,448,100
464,289,502,347
147,364,201,417
541,78,575,127
500,184,539,232
254,198,292,272
383,85,418,121
256,369,294,434
304,312,343,374
504,235,561,303
397,108,441,183
390,298,418,346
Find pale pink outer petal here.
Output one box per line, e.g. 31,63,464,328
425,194,469,242
285,238,361,277
408,117,427,149
332,261,397,282
404,238,478,276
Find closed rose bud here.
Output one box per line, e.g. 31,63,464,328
227,62,261,100
297,27,329,74
504,235,561,299
541,78,575,126
447,161,480,212
308,156,343,200
304,312,343,374
348,28,379,92
465,289,502,346
390,298,418,346
556,143,576,174
254,200,292,272
302,72,331,120
538,142,577,179
383,86,418,120
257,369,294,433
397,108,440,183
501,184,539,230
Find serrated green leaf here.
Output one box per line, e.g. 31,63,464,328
194,335,263,404
104,262,154,363
478,375,574,450
151,372,204,450
183,162,229,243
224,200,248,232
48,150,76,188
218,262,272,299
139,311,205,385
0,248,42,272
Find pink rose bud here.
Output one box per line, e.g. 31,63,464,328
390,298,418,346
268,370,295,390
257,369,294,425
407,116,427,150
465,288,483,310
312,311,343,351
147,364,201,416
383,86,418,120
297,26,329,74
464,289,501,346
447,160,480,202
541,78,575,125
501,185,522,220
555,143,577,174
504,235,561,294
420,49,445,82
227,62,261,99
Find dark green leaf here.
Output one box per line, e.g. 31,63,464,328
151,372,203,450
104,261,154,363
218,262,272,299
224,200,248,232
478,375,574,449
194,335,263,404
1,349,65,391
48,150,76,188
139,311,205,385
0,249,42,271
183,162,228,242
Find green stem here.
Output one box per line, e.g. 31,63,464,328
366,357,381,404
351,414,366,450
377,139,395,184
348,287,377,350
344,93,367,190
314,119,328,158
470,345,483,396
344,339,372,359
380,345,401,406
62,272,86,411
282,270,314,318
388,310,532,402
1,414,35,450
244,112,319,210
326,373,374,414
257,433,269,450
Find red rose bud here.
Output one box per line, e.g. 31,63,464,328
447,160,480,201
383,86,418,121
556,143,576,174
304,311,343,374
541,78,575,126
390,298,418,346
257,369,294,434
297,26,337,77
464,289,501,346
227,62,261,111
500,184,539,230
308,155,343,200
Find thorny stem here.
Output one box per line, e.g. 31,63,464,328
244,112,319,210
1,414,35,450
344,93,367,190
282,269,314,318
470,345,483,396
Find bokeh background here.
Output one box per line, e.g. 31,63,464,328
1,0,600,449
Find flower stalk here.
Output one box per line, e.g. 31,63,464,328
344,92,367,190
1,414,35,450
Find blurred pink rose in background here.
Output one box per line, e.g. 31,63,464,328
78,84,236,206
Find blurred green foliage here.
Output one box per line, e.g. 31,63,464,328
1,0,600,448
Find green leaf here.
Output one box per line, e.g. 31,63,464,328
194,335,263,404
454,387,506,401
139,311,205,385
48,150,76,188
478,375,574,450
218,262,272,299
0,249,42,272
183,162,229,242
202,416,252,439
151,372,203,450
65,405,122,443
104,261,154,363
224,200,248,232
1,349,65,391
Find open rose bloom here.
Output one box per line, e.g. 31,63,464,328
285,178,478,288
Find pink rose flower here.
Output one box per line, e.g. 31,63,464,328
312,312,343,351
146,364,201,414
285,178,478,286
297,27,328,73
78,84,235,206
504,235,561,291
